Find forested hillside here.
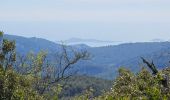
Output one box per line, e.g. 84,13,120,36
4,34,170,79
2,31,170,99
4,34,62,54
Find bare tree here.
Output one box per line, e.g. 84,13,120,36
141,57,158,75
16,45,90,95
141,57,168,88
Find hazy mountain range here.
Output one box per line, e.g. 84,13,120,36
56,37,170,47
56,38,124,47
4,34,170,79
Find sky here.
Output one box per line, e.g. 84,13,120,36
0,0,170,42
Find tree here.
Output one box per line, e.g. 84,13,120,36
0,32,90,99
0,31,44,99
96,66,170,100
13,42,90,99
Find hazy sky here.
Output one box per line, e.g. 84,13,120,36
0,0,170,42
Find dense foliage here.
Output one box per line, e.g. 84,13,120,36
59,75,112,99
72,67,170,100
0,32,89,100
96,67,170,100
1,31,170,100
0,32,44,99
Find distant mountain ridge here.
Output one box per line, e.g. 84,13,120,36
78,42,170,78
4,34,62,54
56,38,123,47
63,38,117,43
150,38,167,42
4,34,170,79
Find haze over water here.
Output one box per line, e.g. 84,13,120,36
0,0,170,43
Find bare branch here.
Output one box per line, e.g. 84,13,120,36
141,57,158,75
